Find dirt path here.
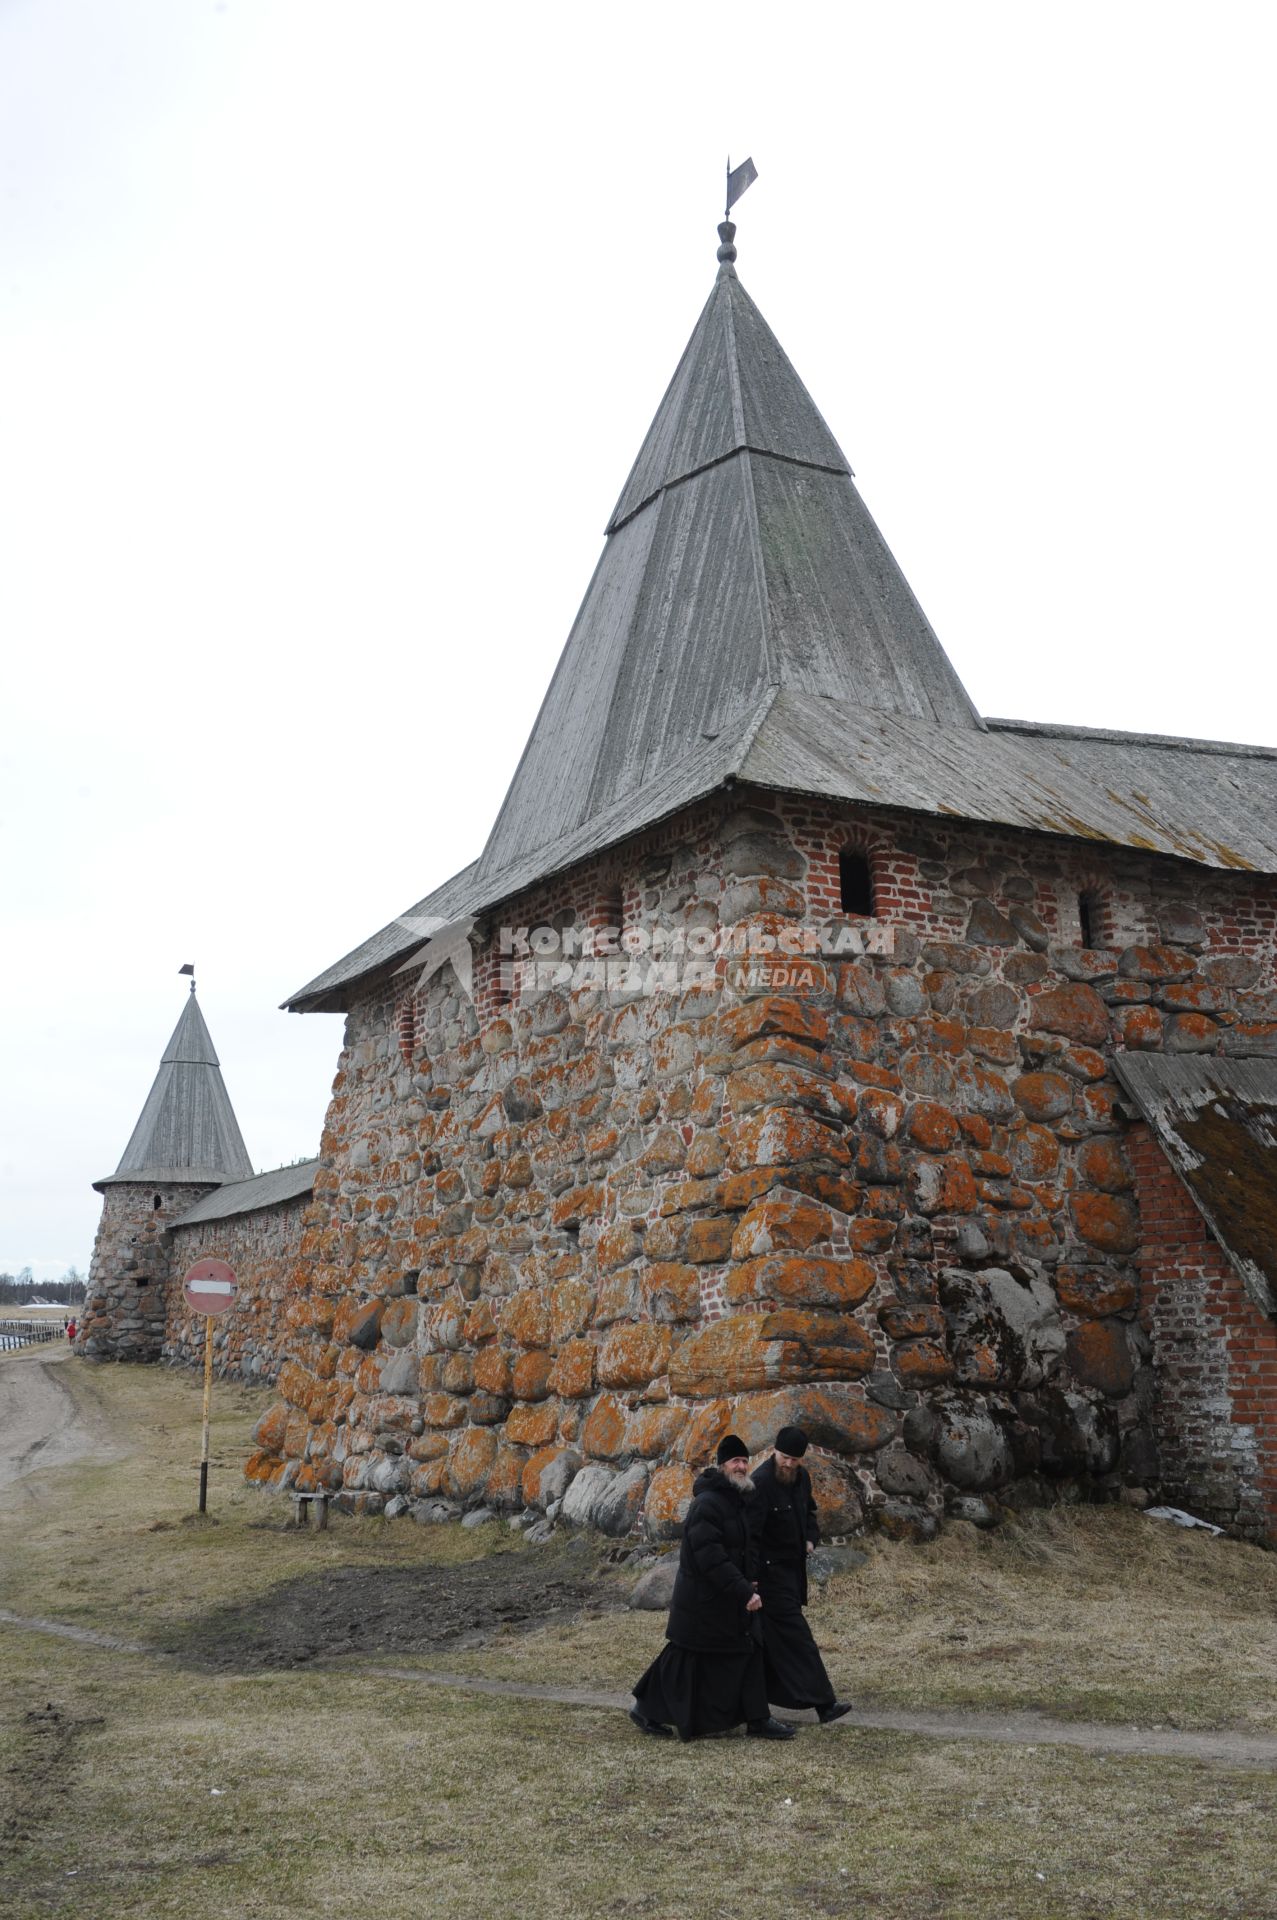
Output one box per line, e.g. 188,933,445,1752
2,1606,1274,1770
0,1348,119,1500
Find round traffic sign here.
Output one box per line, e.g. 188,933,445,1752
183,1258,238,1317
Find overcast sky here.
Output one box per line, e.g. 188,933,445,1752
3,1,1275,1282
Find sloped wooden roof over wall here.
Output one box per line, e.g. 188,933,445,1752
1114,1054,1277,1318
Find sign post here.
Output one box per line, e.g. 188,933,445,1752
182,1259,237,1513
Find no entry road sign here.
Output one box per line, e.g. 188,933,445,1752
182,1259,238,1514
183,1258,237,1317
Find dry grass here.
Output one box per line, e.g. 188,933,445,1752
0,1350,520,1636
398,1505,1277,1735
3,1625,1275,1920
4,1349,1277,1918
4,1347,1276,1740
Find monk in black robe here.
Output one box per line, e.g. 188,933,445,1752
748,1426,851,1724
630,1435,794,1741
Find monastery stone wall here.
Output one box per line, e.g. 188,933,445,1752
162,1197,309,1385
244,788,1277,1543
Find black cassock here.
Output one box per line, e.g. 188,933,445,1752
749,1456,836,1712
632,1467,769,1739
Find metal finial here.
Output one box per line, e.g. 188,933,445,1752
179,962,196,995
716,220,737,272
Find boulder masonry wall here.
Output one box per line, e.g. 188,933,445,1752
242,791,1277,1545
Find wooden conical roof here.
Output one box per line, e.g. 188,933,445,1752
95,992,253,1189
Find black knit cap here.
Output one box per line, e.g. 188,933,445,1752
716,1433,750,1465
775,1426,809,1457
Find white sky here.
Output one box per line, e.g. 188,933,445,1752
3,1,1275,1281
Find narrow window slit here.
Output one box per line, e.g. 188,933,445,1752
839,850,874,917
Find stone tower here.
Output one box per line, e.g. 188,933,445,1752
246,215,1277,1542
80,986,253,1360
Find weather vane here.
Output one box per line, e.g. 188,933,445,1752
720,156,757,271
179,961,195,995
725,155,758,220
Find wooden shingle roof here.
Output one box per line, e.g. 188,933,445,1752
95,993,254,1190
285,227,1277,1015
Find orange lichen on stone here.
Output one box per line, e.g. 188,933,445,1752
460,1297,495,1344
678,1398,733,1462
253,1401,290,1452
549,1278,593,1343
505,1400,559,1449
1013,1125,1060,1181
512,1350,554,1401
1029,983,1109,1046
448,1426,499,1496
1066,1320,1136,1396
805,1452,864,1532
551,1183,606,1230
686,1132,727,1177
717,1168,784,1210
893,1339,954,1383
685,1215,738,1263
716,996,830,1053
878,1302,944,1341
1118,945,1196,984
420,1391,468,1428
1071,1192,1141,1255
473,1346,511,1395
547,1336,596,1398
597,1323,672,1388
731,1195,835,1258
669,1309,874,1395
499,1290,551,1350
858,1087,905,1138
724,1253,878,1310
906,1100,961,1153
643,1463,696,1539
1056,1266,1138,1318
1078,1138,1133,1193
1119,1005,1164,1049
726,1109,851,1172
521,1443,565,1507
640,1263,700,1324
580,1391,629,1459
441,1353,474,1395
730,1385,895,1457
625,1404,691,1457
1012,1071,1074,1122
726,1063,856,1123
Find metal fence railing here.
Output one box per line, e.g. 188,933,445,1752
0,1319,67,1351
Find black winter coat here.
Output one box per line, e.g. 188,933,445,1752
748,1455,821,1608
665,1468,759,1652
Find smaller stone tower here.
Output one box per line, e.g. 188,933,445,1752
80,984,253,1360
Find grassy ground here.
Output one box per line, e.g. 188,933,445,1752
3,1348,1276,1918
440,1505,1277,1734
4,1624,1275,1920
7,1348,1271,1734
